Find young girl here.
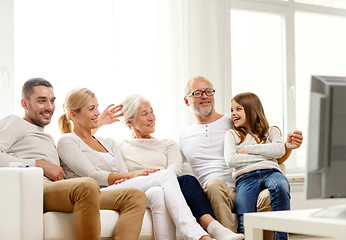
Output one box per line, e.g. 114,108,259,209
224,92,290,240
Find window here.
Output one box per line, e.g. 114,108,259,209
296,0,346,9
230,0,346,172
231,9,285,133
295,11,346,168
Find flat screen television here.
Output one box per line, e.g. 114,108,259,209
305,75,346,199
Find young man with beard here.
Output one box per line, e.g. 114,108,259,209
0,78,147,240
179,76,303,239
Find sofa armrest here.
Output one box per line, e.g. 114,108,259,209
0,167,44,240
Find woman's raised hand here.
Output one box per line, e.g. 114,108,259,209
98,104,123,127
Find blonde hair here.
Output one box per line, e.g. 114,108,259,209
58,88,95,134
120,94,148,129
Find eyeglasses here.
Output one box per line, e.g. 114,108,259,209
187,89,215,98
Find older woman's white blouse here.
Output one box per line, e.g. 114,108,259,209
118,138,183,176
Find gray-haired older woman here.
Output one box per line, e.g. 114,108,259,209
116,94,244,240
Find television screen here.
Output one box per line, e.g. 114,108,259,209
305,75,346,199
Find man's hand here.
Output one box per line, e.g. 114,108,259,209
285,130,303,150
36,160,65,181
236,147,245,154
277,130,303,164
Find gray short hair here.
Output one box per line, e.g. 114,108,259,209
184,76,213,97
121,94,149,128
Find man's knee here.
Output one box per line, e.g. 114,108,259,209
203,177,228,196
178,174,199,185
123,188,147,208
65,177,101,210
74,177,100,196
178,174,201,195
257,189,272,212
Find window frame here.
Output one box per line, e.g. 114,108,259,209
226,0,346,172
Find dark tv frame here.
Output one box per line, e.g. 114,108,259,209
305,75,346,199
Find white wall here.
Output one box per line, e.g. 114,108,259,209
290,181,346,210
0,0,14,118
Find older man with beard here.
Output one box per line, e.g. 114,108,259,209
178,76,303,239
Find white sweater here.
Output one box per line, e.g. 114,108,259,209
0,114,60,184
57,132,128,187
118,138,182,176
224,126,285,179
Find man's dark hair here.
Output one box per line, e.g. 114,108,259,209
22,78,53,99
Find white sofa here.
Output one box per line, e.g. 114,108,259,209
0,167,154,240
0,164,285,240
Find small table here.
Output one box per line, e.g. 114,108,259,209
244,208,346,240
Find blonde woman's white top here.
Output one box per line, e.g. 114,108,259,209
57,132,128,187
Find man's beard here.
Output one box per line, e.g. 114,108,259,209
193,104,214,117
27,105,52,127
30,116,51,127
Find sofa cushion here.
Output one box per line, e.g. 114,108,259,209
44,209,154,240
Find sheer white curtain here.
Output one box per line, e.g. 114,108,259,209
13,0,229,141
14,0,209,138
0,0,14,118
184,0,231,115
14,0,115,139
98,0,189,139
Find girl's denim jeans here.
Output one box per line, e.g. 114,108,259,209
236,168,291,240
